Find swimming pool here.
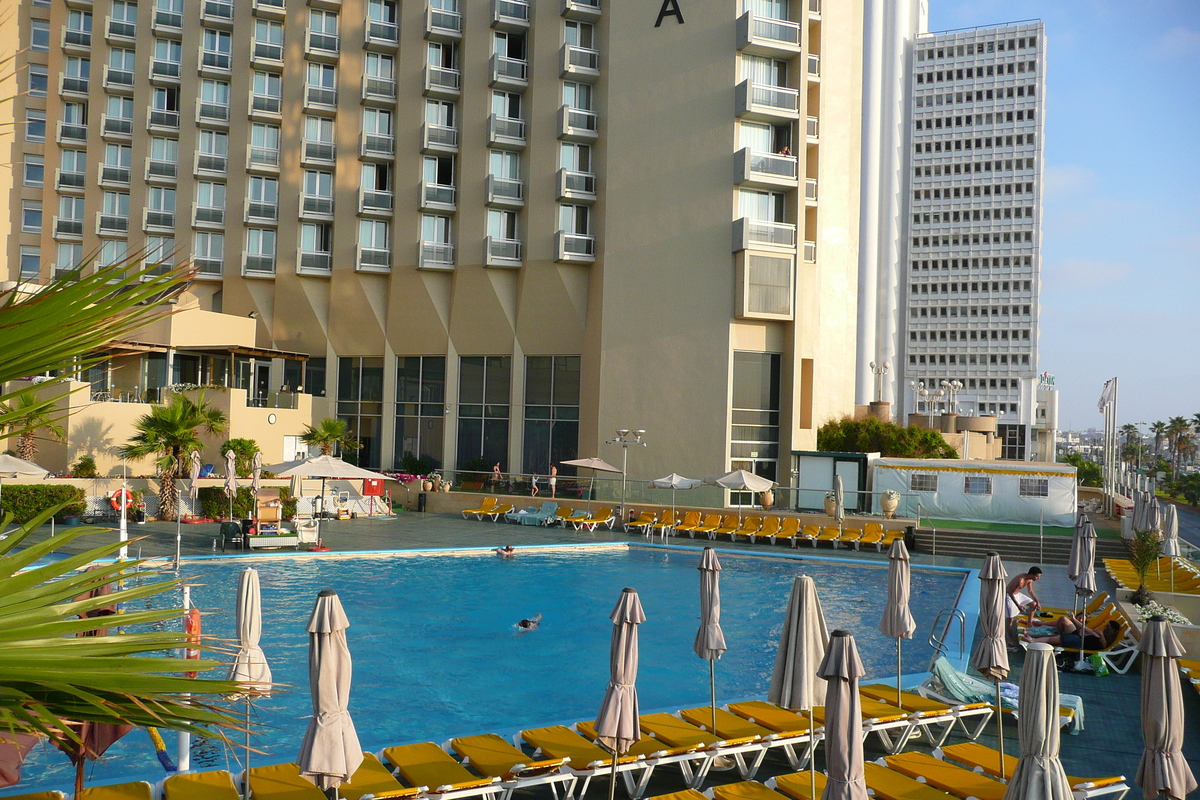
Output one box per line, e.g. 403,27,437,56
9,544,970,794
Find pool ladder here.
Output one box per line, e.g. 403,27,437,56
927,607,966,668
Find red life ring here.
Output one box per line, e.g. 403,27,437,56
109,488,134,510
184,605,201,678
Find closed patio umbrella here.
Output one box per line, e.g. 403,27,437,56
231,567,271,799
252,452,263,497
879,538,916,710
1136,616,1197,800
1071,519,1098,613
595,588,645,800
833,474,846,534
188,450,202,501
817,630,868,800
1002,642,1072,800
224,449,238,522
1162,505,1181,592
972,552,1010,779
694,548,727,736
769,574,828,799
298,590,362,793
704,469,776,522
650,473,702,534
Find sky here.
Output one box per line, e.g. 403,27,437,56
928,1,1200,432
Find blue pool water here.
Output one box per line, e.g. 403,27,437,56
11,544,968,794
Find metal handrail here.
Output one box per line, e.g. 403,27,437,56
927,607,966,666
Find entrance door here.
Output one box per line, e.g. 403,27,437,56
254,362,271,407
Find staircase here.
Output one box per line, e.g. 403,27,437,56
910,526,1128,565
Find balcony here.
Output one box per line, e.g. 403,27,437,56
103,67,135,91
303,142,335,163
193,205,225,227
147,158,178,180
358,245,393,272
307,31,340,59
200,48,233,73
305,85,337,108
59,120,90,143
54,217,85,238
492,0,530,31
425,5,462,42
807,54,821,78
423,65,460,99
151,60,182,82
735,80,799,122
148,109,181,130
144,208,175,229
242,254,276,277
56,169,87,191
97,214,129,235
557,106,599,142
248,146,281,170
555,231,595,263
806,115,819,140
301,195,334,217
360,132,395,159
561,0,600,22
107,18,136,39
197,101,231,124
808,0,821,15
298,251,333,276
365,18,399,48
485,236,522,268
490,54,528,91
485,175,524,208
422,122,459,154
556,169,597,202
250,92,282,116
194,152,227,174
153,8,182,29
418,242,454,271
194,258,223,278
363,76,397,101
803,240,817,262
202,0,235,24
63,28,92,49
735,147,798,189
733,217,797,251
251,40,284,64
359,189,393,214
736,11,801,56
100,164,131,185
60,75,90,95
487,115,525,149
804,178,819,204
252,0,286,18
559,44,600,81
420,181,456,212
245,200,278,222
101,115,133,138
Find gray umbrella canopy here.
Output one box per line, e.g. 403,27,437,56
694,548,727,661
251,452,263,497
1067,514,1088,581
769,575,829,710
1135,616,1197,800
880,539,916,640
298,590,363,792
971,552,1010,681
1161,505,1180,558
833,474,846,523
223,450,238,498
817,631,869,800
262,454,390,481
1146,497,1162,535
561,457,623,474
1071,519,1098,598
1001,643,1073,800
596,588,645,756
229,567,272,695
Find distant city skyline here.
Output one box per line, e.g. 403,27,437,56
931,1,1200,431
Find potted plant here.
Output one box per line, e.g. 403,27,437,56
823,490,837,516
880,489,900,519
759,490,774,511
1127,527,1162,606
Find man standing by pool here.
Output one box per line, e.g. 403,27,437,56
1006,566,1042,646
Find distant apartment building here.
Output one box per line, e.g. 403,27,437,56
0,0,865,485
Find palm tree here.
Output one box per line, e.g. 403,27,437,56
1175,431,1197,477
1166,416,1191,478
1120,423,1139,463
3,393,66,463
1151,421,1167,457
300,417,360,457
123,394,227,521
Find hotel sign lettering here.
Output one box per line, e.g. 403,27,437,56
655,0,685,26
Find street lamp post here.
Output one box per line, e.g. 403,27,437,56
908,380,926,419
605,428,647,519
869,361,889,403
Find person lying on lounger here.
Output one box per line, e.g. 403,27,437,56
1022,615,1120,651
516,613,542,634
496,545,516,558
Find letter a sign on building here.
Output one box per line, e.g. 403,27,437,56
655,0,685,26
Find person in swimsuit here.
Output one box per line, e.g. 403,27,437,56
517,613,542,634
495,545,516,558
1006,566,1042,645
531,474,539,497
1023,615,1120,652
549,465,557,498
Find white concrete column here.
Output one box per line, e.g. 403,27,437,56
855,0,885,407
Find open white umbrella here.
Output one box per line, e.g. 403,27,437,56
1002,642,1072,800
0,454,49,511
298,590,362,793
879,539,916,710
705,469,776,522
1136,616,1197,800
769,575,828,798
817,630,869,800
972,552,1010,779
230,567,271,800
223,450,238,522
263,455,391,541
595,588,645,800
694,548,727,736
650,473,701,534
561,457,622,513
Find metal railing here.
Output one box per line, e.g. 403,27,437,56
749,13,800,46
749,81,799,112
745,149,798,179
740,217,797,248
419,242,455,269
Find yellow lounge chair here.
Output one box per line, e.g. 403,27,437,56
462,497,498,520
564,508,591,528
880,529,906,549
163,770,241,800
246,763,329,800
484,503,513,523
730,517,762,542
729,697,917,753
553,507,575,526
341,753,422,800
814,526,841,546
713,781,792,800
639,713,768,787
712,515,741,540
691,514,723,538
646,792,707,800
859,522,884,549
449,734,574,799
863,761,958,800
838,528,863,548
652,510,680,537
520,725,651,799
76,787,154,800
859,683,993,742
625,511,656,535
767,771,830,800
575,719,715,793
4,794,65,800
679,706,815,771
796,525,820,546
581,507,615,531
1037,592,1110,620
381,743,502,800
936,742,1130,800
771,517,800,545
755,517,781,543
883,752,1006,800
727,701,817,736
673,511,703,537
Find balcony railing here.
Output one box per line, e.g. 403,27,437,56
737,10,801,54
420,181,456,211
107,18,136,38
193,206,225,225
97,214,129,234
252,40,284,62
151,60,182,80
64,28,92,48
557,105,599,141
60,76,90,95
298,251,333,275
246,201,278,221
252,0,286,17
735,80,799,119
149,108,181,129
101,115,133,137
425,6,462,40
733,217,797,251
560,44,600,79
562,0,601,21
249,146,280,169
195,153,227,173
148,158,179,179
485,236,522,267
200,49,233,71
806,116,819,138
194,258,223,278
243,254,276,277
557,168,597,201
490,54,528,89
154,9,183,28
359,189,393,213
805,178,818,201
56,170,86,190
100,164,131,184
104,67,135,90
304,142,335,162
59,121,89,142
358,245,393,272
144,209,175,229
487,114,525,148
423,122,459,153
363,76,397,100
492,0,530,30
807,54,821,77
418,242,454,270
54,217,85,237
803,240,817,262
486,175,524,207
424,65,461,97
203,0,234,21
251,93,282,115
307,31,340,55
198,101,230,122
305,86,337,107
365,18,399,46
555,231,595,262
736,147,798,186
361,132,395,158
302,195,334,216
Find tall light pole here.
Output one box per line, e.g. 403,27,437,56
908,379,925,419
1133,421,1146,473
941,379,963,414
869,361,889,403
605,428,647,519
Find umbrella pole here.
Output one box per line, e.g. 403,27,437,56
896,638,903,711
75,756,85,797
243,697,251,800
994,678,1005,780
175,513,182,572
809,706,816,799
709,660,717,735
608,750,619,800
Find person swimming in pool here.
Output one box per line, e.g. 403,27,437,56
516,613,542,634
495,545,516,558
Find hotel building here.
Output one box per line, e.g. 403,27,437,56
1,0,865,483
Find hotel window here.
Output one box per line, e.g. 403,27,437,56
23,155,44,187
741,54,787,87
488,208,519,241
155,38,182,69
428,98,456,128
99,238,128,267
360,219,390,252
252,72,283,114
25,110,46,142
250,123,281,166
197,130,228,170
146,235,174,269
910,474,937,492
363,107,394,147
64,57,91,91
303,170,334,213
337,357,384,468
101,190,130,220
427,41,457,71
963,476,992,495
59,195,85,224
20,246,41,278
738,189,786,222
522,356,580,475
106,95,132,124
193,232,223,272
254,19,284,58
305,358,327,397
200,79,230,116
305,116,335,160
28,65,48,97
300,222,332,262
111,1,137,33
562,81,593,112
247,176,279,219
368,0,398,32
492,91,521,122
494,30,526,61
67,10,93,36
747,0,789,18
57,243,84,274
456,356,511,472
155,0,183,25
729,351,781,504
202,29,233,68
196,181,225,213
148,185,176,214
421,214,452,244
558,204,590,235
564,20,594,48
31,20,50,51
244,228,275,270
395,356,446,471
559,143,590,173
365,53,395,84
309,9,339,51
306,62,337,104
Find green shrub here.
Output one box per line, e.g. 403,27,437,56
279,487,297,521
0,485,86,523
1059,453,1102,488
401,454,433,476
218,438,260,478
69,455,99,478
196,486,294,520
817,417,957,459
459,457,489,473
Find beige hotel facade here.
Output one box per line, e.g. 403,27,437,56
1,0,865,483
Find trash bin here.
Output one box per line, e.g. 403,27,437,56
417,492,427,513
220,521,243,552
